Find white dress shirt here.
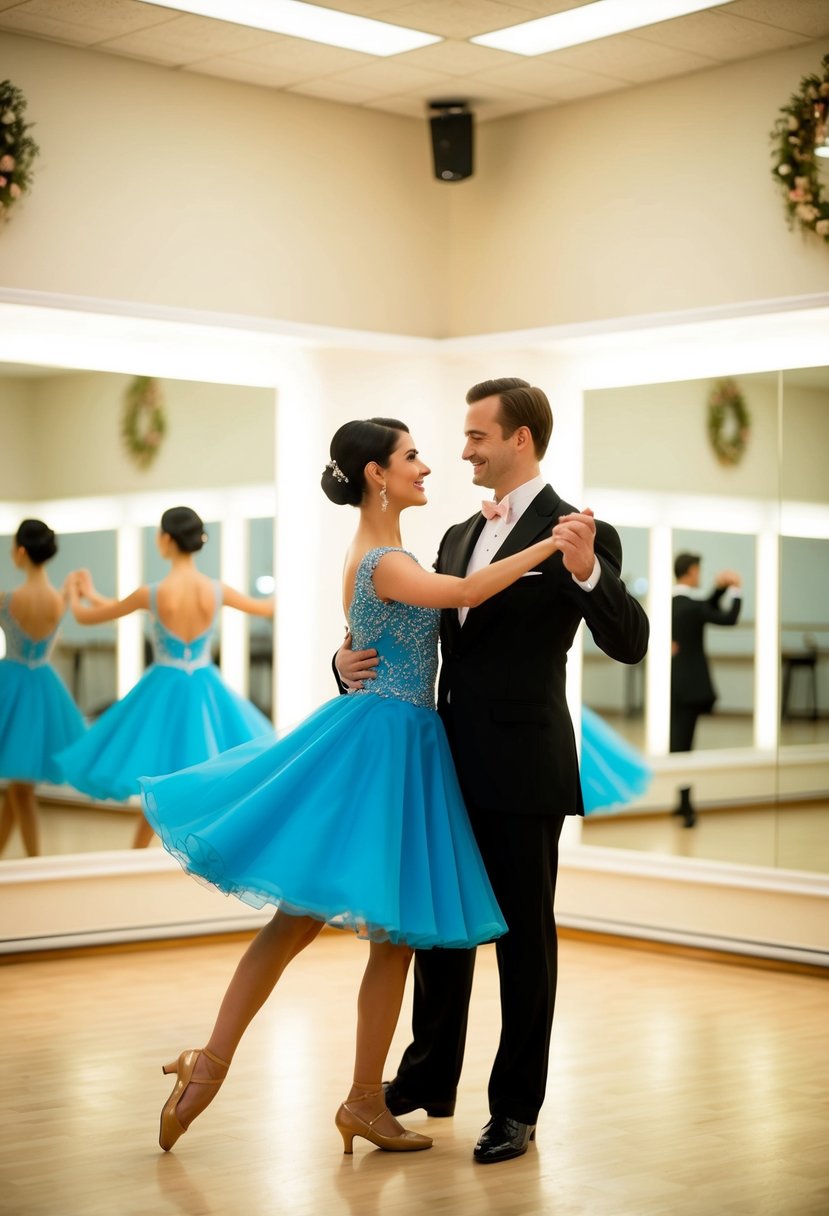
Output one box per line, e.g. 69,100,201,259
459,476,600,625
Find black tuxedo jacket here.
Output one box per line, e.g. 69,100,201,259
436,484,649,818
671,587,741,712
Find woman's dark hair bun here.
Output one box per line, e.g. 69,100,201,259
321,417,408,508
160,506,207,553
15,519,58,565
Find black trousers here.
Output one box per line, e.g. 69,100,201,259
670,702,700,752
395,805,567,1126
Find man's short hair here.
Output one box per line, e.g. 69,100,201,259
674,552,701,580
466,377,553,459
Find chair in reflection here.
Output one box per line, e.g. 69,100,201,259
781,637,819,721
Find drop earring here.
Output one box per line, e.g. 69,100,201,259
380,483,389,513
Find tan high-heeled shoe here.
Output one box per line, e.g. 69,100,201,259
159,1047,229,1152
335,1089,433,1154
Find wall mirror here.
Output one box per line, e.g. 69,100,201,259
0,363,276,861
578,367,829,875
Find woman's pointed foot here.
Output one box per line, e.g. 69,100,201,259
159,1047,229,1151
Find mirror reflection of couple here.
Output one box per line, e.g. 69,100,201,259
0,509,276,857
139,377,649,1167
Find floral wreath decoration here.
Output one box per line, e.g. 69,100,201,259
122,377,167,469
0,80,39,222
770,53,829,244
707,380,750,467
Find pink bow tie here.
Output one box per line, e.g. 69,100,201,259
481,496,511,522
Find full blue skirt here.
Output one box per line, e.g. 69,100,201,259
0,659,86,783
140,692,507,950
581,705,651,815
55,664,273,802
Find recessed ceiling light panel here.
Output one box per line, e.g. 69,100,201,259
138,0,441,57
472,0,725,56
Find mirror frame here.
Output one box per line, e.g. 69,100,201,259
2,288,828,965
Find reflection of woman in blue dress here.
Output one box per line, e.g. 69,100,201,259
140,419,558,1157
0,520,85,857
581,705,651,814
55,507,274,847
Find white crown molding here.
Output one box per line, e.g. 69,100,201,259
2,286,829,355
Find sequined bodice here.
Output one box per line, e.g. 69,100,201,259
0,594,60,668
149,581,220,673
349,548,440,711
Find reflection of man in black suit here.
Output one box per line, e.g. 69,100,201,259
671,552,742,824
338,379,648,1163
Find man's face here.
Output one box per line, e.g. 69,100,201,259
686,563,701,588
462,395,518,491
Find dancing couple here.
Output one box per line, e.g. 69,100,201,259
141,378,649,1163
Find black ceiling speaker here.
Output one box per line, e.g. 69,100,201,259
429,100,474,182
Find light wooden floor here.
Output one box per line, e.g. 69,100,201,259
1,933,827,1216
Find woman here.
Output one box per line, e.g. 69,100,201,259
56,507,274,846
140,418,560,1156
0,520,86,857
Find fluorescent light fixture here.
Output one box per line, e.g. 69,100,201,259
138,0,441,56
472,0,724,56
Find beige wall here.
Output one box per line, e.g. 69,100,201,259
2,35,828,341
584,375,779,499
0,377,34,500
584,375,829,504
0,371,275,499
448,42,829,335
782,382,829,503
0,33,448,337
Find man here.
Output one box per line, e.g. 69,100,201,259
337,378,649,1163
671,552,742,826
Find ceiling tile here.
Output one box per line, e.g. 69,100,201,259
0,0,823,123
632,9,810,58
391,38,524,76
716,1,829,38
301,0,407,13
360,93,431,118
228,36,373,76
363,81,553,121
473,58,627,102
501,0,593,11
582,45,720,85
286,76,389,104
373,0,537,39
0,7,101,44
540,30,718,78
100,13,276,58
324,59,455,94
4,0,174,34
185,57,317,90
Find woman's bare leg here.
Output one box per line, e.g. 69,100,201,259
344,940,414,1136
132,814,155,849
0,787,16,853
173,910,324,1128
11,783,40,857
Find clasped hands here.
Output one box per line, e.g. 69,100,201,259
715,568,742,591
337,508,597,688
63,568,96,599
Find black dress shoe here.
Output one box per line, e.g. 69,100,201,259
383,1078,456,1118
473,1116,536,1164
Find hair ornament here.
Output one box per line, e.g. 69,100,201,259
325,459,349,484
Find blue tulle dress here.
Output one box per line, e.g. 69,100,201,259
140,548,507,950
0,593,86,784
55,581,273,802
580,705,651,814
